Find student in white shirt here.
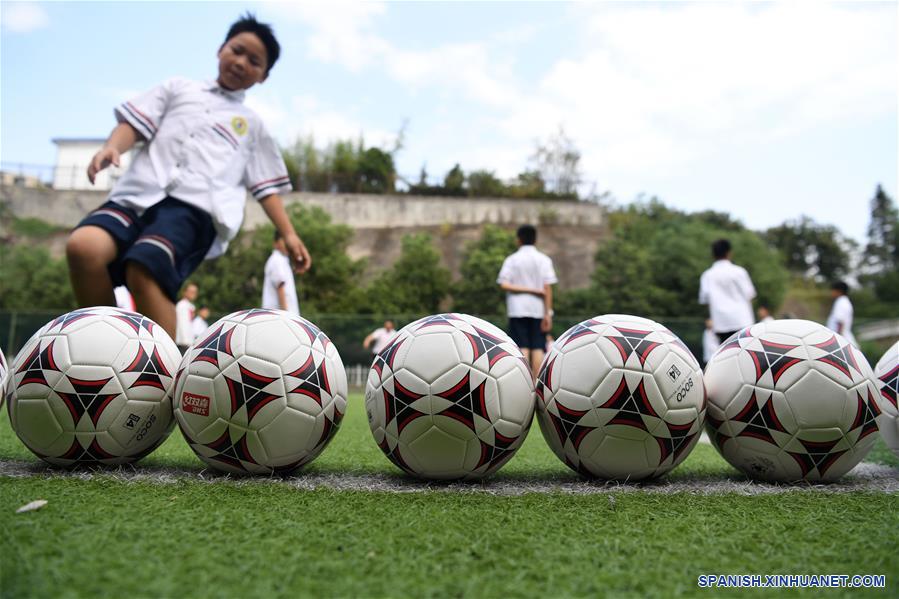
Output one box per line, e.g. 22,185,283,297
262,231,300,315
497,224,558,377
756,304,775,323
175,282,198,352
65,14,311,341
192,305,211,341
826,281,857,346
699,239,757,344
364,320,398,355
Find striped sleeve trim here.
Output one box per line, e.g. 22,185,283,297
250,175,291,199
118,102,157,138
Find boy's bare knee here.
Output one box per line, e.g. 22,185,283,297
66,227,116,266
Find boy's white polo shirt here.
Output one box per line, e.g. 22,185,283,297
826,295,857,346
262,249,300,316
698,259,756,333
109,77,291,259
497,245,558,318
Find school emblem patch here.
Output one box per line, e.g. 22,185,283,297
231,116,248,136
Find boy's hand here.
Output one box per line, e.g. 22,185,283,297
87,147,121,184
285,233,312,274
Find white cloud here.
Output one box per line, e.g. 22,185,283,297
261,2,895,193
2,1,49,33
245,91,395,150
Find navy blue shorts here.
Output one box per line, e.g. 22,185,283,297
509,317,546,350
76,198,215,302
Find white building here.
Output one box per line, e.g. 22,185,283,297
52,138,134,190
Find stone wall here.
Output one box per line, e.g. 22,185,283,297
1,186,607,288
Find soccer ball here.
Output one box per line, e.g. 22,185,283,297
873,341,899,459
536,314,705,480
173,309,347,475
6,307,179,466
704,319,879,482
365,313,535,480
0,345,8,409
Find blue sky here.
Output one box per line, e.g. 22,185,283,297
2,1,896,242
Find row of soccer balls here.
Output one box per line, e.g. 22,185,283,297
2,307,897,482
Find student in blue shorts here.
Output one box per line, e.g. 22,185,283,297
66,13,310,339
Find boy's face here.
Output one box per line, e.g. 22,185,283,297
218,32,268,91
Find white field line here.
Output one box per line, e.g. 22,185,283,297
0,459,896,496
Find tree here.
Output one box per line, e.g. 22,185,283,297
443,164,466,196
452,225,516,315
0,245,76,310
358,147,395,193
863,184,899,275
366,233,450,314
467,170,505,198
191,205,366,314
530,125,581,198
764,216,854,282
569,201,788,319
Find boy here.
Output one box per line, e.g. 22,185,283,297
262,231,300,315
363,320,398,355
497,224,558,377
175,282,198,353
826,281,857,346
699,239,756,343
66,14,310,340
192,305,211,341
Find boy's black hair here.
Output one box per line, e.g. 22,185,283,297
224,13,280,74
711,238,731,260
517,224,537,245
273,229,282,242
831,281,849,294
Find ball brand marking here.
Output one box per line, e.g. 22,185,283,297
182,392,210,417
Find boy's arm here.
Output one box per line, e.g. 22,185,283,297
499,282,545,296
258,193,312,274
541,283,554,333
87,122,142,184
277,284,289,311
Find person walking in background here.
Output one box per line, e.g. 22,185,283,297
497,224,558,378
826,281,857,346
262,230,300,315
192,304,211,341
175,282,198,353
756,304,775,323
364,320,398,355
699,239,757,344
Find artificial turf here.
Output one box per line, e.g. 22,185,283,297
1,394,897,598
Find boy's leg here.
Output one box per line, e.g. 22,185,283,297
529,348,545,379
65,225,118,306
125,262,176,339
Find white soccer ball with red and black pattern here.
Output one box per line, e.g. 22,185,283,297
172,309,347,475
365,313,535,480
536,314,705,480
704,319,880,482
6,307,179,466
873,341,899,459
0,345,9,409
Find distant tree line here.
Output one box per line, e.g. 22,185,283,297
280,126,584,201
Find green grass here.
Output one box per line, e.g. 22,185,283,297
1,395,898,598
